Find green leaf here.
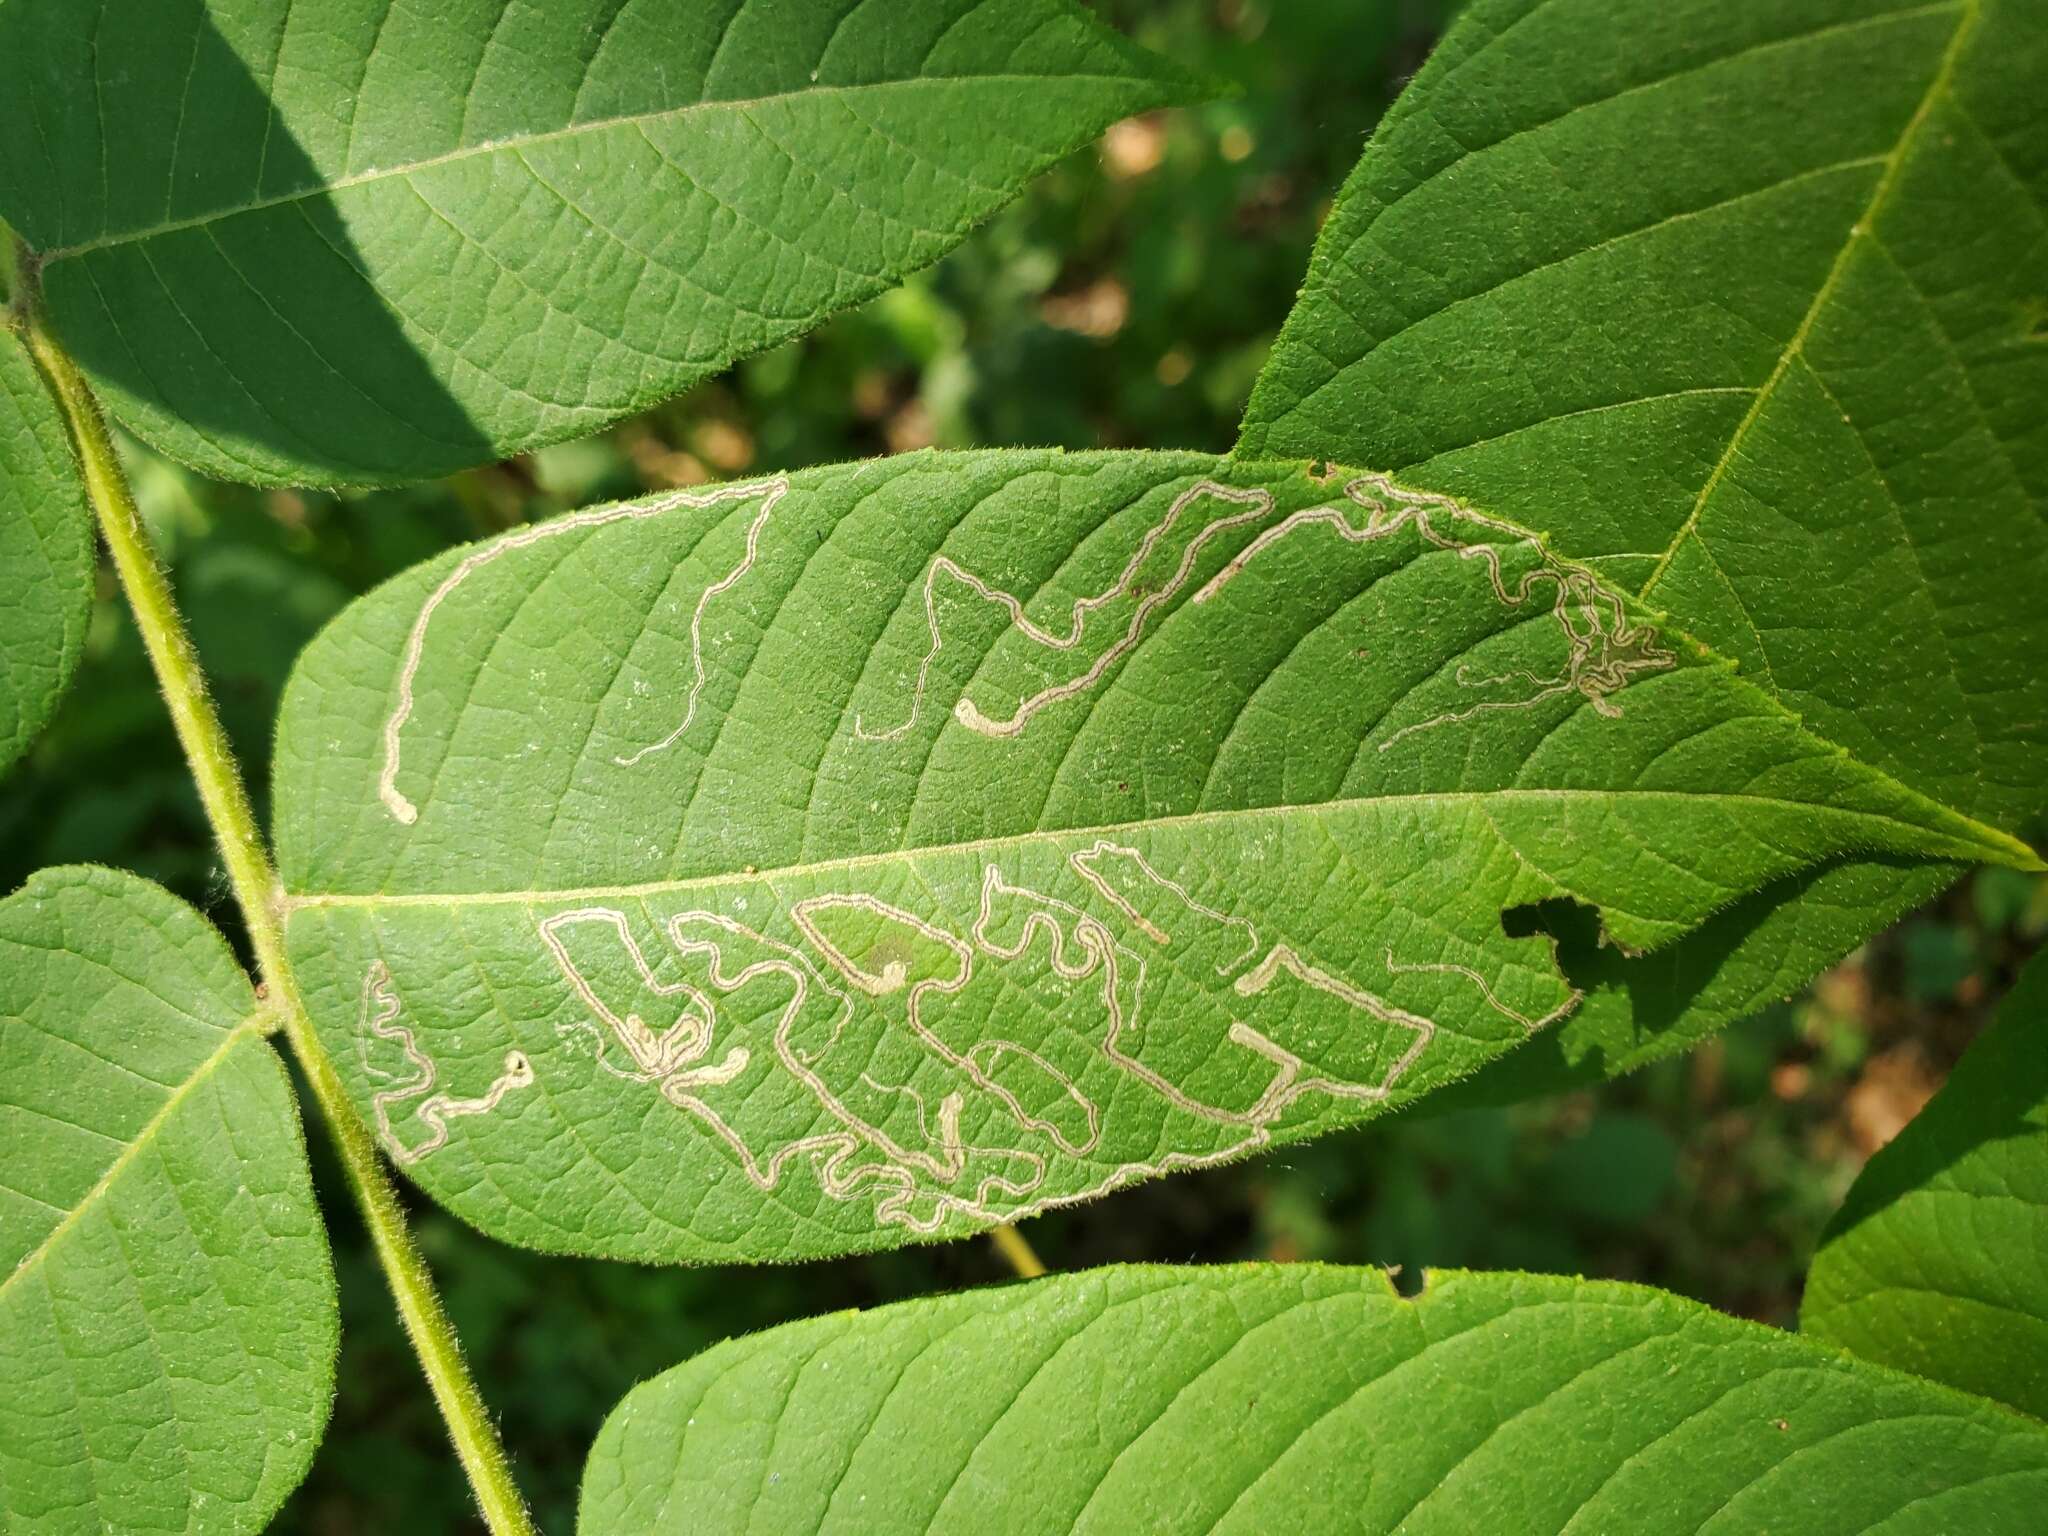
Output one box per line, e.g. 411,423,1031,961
580,1263,2048,1533
1434,854,1958,1103
0,866,336,1536
1802,948,2048,1420
1238,0,2048,1089
0,323,92,777
0,0,1205,488
268,451,2031,1262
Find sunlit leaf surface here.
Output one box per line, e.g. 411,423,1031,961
1240,0,2048,1088
0,867,335,1536
271,452,2030,1261
1804,947,2048,1420
582,1264,2048,1534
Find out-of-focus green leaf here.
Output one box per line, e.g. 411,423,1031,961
0,324,91,776
0,0,1207,487
581,1264,2048,1534
1803,948,2048,1420
0,866,336,1535
1543,1111,1676,1225
270,452,2028,1263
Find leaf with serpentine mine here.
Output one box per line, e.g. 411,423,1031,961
271,452,2037,1262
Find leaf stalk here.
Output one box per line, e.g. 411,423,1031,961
20,291,540,1536
990,1223,1048,1278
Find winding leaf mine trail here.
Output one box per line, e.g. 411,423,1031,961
347,463,1677,1232
376,477,788,824
359,835,1575,1233
374,468,1674,824
859,470,1672,744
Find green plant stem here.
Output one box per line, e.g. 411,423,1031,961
990,1223,1047,1279
23,311,540,1536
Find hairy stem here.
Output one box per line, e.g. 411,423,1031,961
23,310,540,1536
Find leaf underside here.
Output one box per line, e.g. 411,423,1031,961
0,867,335,1536
0,0,1204,487
580,1264,2048,1534
0,324,93,778
1238,0,2048,1091
271,451,2023,1263
1803,948,2048,1420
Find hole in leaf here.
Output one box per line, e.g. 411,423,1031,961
1475,857,1942,1104
1502,897,1602,948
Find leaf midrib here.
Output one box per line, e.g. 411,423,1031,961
1635,0,1981,599
0,1015,264,1303
30,72,1159,264
280,784,2035,910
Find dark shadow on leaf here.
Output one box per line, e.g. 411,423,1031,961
0,0,490,486
1430,855,1965,1111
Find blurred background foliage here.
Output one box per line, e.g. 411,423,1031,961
3,2,2041,1530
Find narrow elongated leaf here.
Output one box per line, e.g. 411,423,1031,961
0,0,1203,487
0,323,92,776
580,1264,2048,1534
1238,0,2048,1089
0,866,336,1536
1803,949,2048,1419
270,451,2032,1262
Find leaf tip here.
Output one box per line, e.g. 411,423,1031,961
1973,824,2047,875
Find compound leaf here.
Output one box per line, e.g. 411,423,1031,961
269,451,2033,1263
0,866,336,1536
0,0,1205,487
579,1264,2048,1534
0,323,92,778
1802,947,2048,1420
1239,0,2048,1091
